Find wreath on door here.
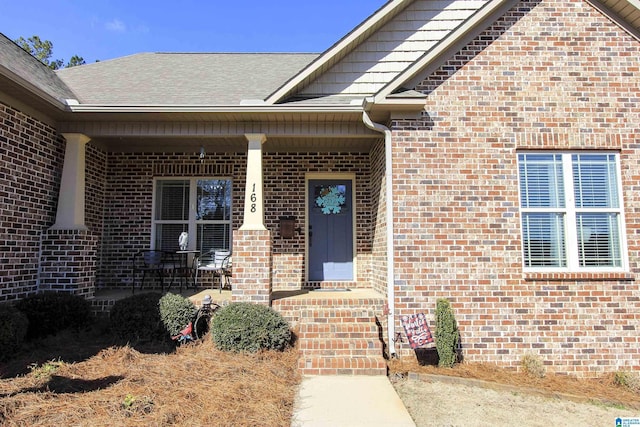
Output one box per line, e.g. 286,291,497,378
315,186,346,214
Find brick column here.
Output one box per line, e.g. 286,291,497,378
233,133,272,305
232,229,272,304
39,133,97,298
39,229,98,298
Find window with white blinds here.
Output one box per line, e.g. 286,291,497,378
518,153,625,270
153,178,232,253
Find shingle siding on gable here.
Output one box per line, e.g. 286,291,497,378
390,0,640,375
301,0,489,97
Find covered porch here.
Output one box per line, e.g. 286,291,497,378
45,109,391,303
39,105,404,374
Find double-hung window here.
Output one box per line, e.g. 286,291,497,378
153,178,232,253
518,152,625,270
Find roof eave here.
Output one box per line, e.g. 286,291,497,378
0,64,70,112
66,104,365,114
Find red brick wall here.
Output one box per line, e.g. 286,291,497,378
370,138,388,295
0,101,64,302
392,0,640,376
39,229,98,297
232,229,272,304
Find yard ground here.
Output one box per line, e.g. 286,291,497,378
1,325,639,426
389,358,640,426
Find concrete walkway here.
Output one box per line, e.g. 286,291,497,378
291,376,416,427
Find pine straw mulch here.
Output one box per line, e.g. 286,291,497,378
2,328,639,426
388,356,640,410
0,339,300,427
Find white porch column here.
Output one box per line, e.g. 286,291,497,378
52,133,90,230
240,133,267,230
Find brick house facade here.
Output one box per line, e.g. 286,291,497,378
390,0,640,375
1,0,638,376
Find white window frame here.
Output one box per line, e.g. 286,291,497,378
151,177,233,252
517,151,628,272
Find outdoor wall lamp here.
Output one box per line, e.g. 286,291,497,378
199,146,206,162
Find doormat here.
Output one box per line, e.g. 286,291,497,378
310,288,351,292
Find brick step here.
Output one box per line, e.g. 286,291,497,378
299,322,379,334
296,305,386,375
272,292,385,326
298,339,380,351
298,309,376,322
299,348,381,357
298,355,387,376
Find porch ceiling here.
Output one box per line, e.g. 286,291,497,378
90,135,379,153
62,110,383,153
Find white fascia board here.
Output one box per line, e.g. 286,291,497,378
373,0,514,103
264,0,413,105
66,104,364,114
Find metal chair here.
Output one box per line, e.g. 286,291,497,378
131,250,176,293
194,249,231,292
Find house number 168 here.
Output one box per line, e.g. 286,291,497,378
250,183,257,213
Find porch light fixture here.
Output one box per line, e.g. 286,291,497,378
199,146,206,162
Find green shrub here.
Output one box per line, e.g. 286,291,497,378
159,293,197,336
15,292,92,339
0,304,29,361
521,353,546,378
109,292,164,342
435,298,460,368
210,302,291,353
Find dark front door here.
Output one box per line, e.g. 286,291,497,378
308,179,354,281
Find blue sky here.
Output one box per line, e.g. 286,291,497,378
1,1,388,64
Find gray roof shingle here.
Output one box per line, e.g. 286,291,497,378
55,52,318,105
0,33,76,104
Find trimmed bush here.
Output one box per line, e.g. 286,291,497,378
435,298,460,368
210,302,291,353
159,293,197,336
0,304,29,361
15,292,92,340
110,292,164,342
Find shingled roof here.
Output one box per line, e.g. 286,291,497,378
55,52,318,106
0,33,75,106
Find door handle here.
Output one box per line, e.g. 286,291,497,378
308,225,312,247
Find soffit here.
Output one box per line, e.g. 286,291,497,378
591,0,640,37
62,110,381,153
90,135,379,154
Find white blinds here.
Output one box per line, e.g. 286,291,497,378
518,152,623,269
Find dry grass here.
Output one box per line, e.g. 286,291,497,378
0,336,300,426
2,326,639,426
388,355,640,410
